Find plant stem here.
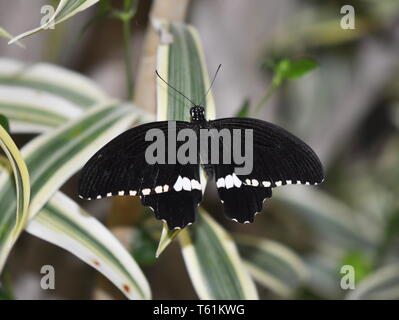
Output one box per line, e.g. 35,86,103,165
123,16,133,100
254,80,279,114
117,0,137,101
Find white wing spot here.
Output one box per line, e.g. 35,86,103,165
275,181,282,186
191,179,201,190
252,179,259,186
182,177,191,191
142,188,151,195
173,176,183,192
129,190,137,196
163,185,169,192
155,186,163,193
96,195,102,199
232,174,242,188
244,220,250,224
225,175,234,189
245,179,251,185
118,191,124,196
216,178,225,188
286,180,292,185
262,181,271,187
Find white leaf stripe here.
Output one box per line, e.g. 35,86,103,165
26,192,151,300
235,235,308,297
0,58,108,108
0,125,30,272
155,22,216,255
55,0,100,24
274,189,375,250
346,263,399,300
155,22,258,299
0,102,144,268
9,0,100,44
179,211,258,299
0,27,24,47
0,101,70,133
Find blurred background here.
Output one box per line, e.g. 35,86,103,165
1,0,399,299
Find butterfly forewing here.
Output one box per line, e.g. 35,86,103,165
209,117,323,222
78,120,203,229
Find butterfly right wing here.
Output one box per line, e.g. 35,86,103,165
78,120,202,229
208,117,324,223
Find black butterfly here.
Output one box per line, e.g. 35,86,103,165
78,70,323,230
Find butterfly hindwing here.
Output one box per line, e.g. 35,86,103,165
209,117,323,223
78,120,202,229
214,163,272,223
141,163,202,229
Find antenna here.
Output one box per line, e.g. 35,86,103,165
201,64,221,106
155,70,197,107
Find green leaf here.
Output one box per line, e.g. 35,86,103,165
341,251,372,283
130,226,158,265
155,21,216,248
275,58,318,81
0,273,14,300
346,263,399,300
0,123,30,269
0,58,109,133
155,224,180,258
156,22,257,299
27,192,151,300
235,234,307,297
156,22,216,122
274,189,376,252
0,115,10,133
236,98,250,118
0,27,24,48
0,102,150,272
179,211,258,299
8,0,101,44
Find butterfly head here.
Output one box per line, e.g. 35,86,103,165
190,106,206,122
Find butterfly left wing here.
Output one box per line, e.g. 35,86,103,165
208,117,324,223
78,120,202,229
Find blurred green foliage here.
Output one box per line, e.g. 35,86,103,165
0,114,9,133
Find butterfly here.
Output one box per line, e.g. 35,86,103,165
78,68,324,230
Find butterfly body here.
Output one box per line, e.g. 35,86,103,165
78,106,323,230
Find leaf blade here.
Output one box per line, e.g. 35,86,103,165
0,125,30,270
0,58,109,132
179,211,258,299
26,192,151,300
8,0,100,44
0,102,149,272
234,234,307,297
